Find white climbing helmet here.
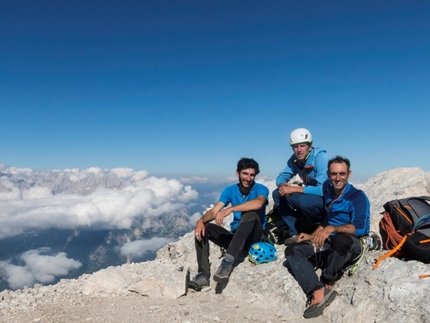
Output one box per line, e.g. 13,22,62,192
289,128,313,146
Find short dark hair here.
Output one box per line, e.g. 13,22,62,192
237,158,260,175
328,155,351,171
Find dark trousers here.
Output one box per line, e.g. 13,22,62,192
195,211,263,277
285,233,362,297
272,190,325,236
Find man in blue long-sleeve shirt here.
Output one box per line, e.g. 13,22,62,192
284,155,371,319
273,128,329,243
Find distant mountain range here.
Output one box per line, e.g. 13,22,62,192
0,221,189,291
0,165,216,291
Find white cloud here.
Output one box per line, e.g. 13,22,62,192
22,186,53,200
0,248,82,290
86,167,102,175
0,177,22,200
225,175,237,182
1,166,33,176
111,167,148,179
120,237,172,260
179,176,210,183
0,166,199,239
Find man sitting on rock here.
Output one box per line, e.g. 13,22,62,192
188,158,269,291
272,128,329,244
284,156,370,319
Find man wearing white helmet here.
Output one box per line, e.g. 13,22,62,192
273,128,329,244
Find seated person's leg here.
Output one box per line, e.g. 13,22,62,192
196,224,232,277
278,193,302,236
272,188,281,208
321,233,361,282
285,242,324,296
296,194,325,233
213,212,263,282
226,211,262,259
205,222,235,248
190,223,233,290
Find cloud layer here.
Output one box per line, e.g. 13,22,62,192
0,166,199,239
120,237,173,260
0,247,82,290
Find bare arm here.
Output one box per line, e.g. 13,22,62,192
215,195,267,225
194,201,225,241
278,183,304,196
195,195,268,240
298,223,355,249
297,219,356,247
297,225,324,243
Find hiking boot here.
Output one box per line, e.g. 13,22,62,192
213,258,234,283
187,273,210,291
284,235,298,245
360,232,382,251
303,287,337,319
369,232,382,251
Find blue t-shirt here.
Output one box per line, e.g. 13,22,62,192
218,182,269,232
323,181,370,237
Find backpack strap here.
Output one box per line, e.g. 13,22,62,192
373,233,410,269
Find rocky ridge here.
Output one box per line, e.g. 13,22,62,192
0,167,429,323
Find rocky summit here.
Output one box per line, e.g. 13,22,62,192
0,167,429,323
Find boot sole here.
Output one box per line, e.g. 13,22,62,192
303,290,337,319
187,281,209,291
213,274,229,284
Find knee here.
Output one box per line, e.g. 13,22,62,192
284,242,307,257
283,256,292,271
205,223,216,230
284,244,295,257
240,211,259,223
330,233,354,256
272,189,280,204
204,223,218,236
297,195,322,211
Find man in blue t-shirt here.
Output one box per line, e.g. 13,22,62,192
273,128,329,244
284,156,371,319
188,158,269,291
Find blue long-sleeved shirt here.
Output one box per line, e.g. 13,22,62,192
275,147,329,196
323,180,370,237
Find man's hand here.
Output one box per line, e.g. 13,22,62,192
194,219,205,242
297,232,312,243
194,201,226,240
215,207,232,226
311,225,334,249
278,183,302,197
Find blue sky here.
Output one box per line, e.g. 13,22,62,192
1,1,429,182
